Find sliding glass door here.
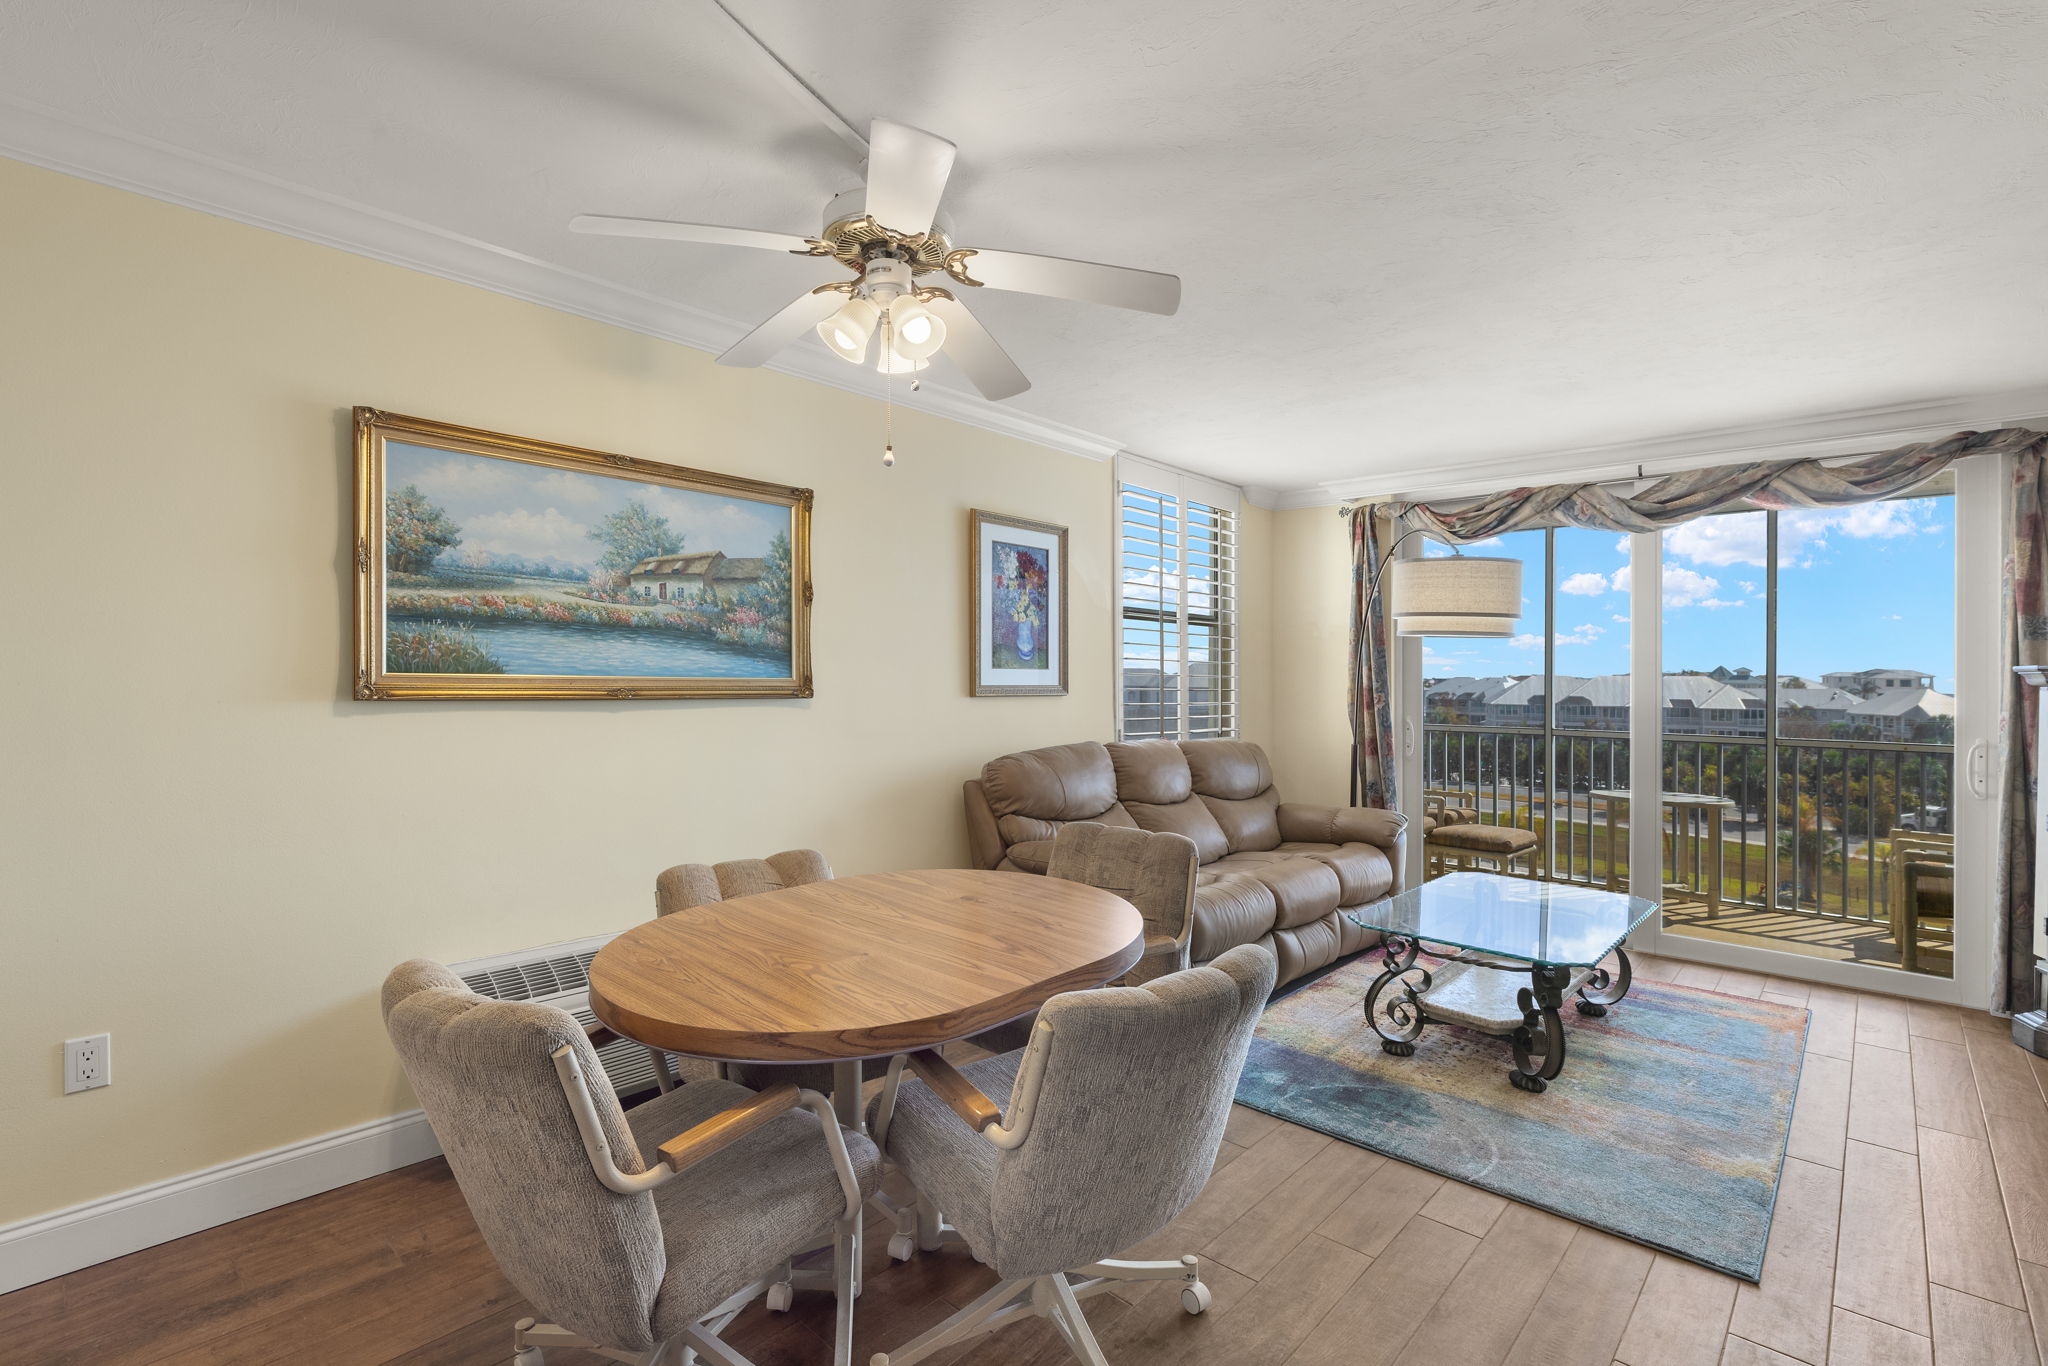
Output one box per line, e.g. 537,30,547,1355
1407,461,2001,1004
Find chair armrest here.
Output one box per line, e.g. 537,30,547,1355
657,1083,804,1172
1277,802,1408,849
906,1050,1002,1132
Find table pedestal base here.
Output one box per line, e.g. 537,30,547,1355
1364,938,1634,1093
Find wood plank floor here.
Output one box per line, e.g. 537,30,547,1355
3,955,2044,1366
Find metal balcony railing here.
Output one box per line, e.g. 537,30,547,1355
1422,723,1955,925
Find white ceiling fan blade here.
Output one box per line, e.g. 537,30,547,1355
925,297,1030,401
863,119,956,236
705,0,869,160
718,290,846,368
952,248,1180,316
570,215,815,254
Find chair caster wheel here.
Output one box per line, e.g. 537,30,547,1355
1380,1039,1416,1056
1509,1072,1547,1093
1181,1282,1212,1315
1575,1000,1607,1017
887,1232,916,1262
766,1281,794,1313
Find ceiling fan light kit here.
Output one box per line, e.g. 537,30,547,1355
570,102,1182,417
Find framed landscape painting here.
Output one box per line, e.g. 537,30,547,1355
969,509,1067,697
353,408,812,699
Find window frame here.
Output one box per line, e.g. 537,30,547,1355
1114,454,1241,741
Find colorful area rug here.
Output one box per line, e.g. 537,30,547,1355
1235,951,1808,1280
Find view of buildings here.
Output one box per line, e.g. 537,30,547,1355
1425,665,1955,742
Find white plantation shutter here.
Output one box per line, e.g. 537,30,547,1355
1118,456,1239,741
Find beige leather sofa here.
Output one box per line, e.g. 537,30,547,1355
964,739,1407,986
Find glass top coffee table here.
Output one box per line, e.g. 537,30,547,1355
1345,871,1658,1093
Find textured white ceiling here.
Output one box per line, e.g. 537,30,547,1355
5,1,2046,494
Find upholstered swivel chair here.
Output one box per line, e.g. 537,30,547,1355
653,849,894,1096
968,822,1199,1058
382,959,881,1366
655,849,834,918
866,943,1277,1366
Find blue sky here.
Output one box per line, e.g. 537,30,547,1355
386,442,787,570
1421,494,1956,691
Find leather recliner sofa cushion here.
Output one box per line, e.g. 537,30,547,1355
1191,871,1278,960
983,741,1122,822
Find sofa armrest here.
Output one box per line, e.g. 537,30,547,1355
963,779,1006,870
1278,802,1408,850
1003,840,1055,875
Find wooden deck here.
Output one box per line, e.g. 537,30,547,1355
1659,899,1953,978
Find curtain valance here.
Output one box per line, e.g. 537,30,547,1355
1377,426,2046,543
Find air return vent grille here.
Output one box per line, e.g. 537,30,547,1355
459,950,594,1003
449,934,663,1098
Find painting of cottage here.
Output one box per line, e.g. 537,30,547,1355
356,410,811,699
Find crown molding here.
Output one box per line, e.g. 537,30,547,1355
0,96,1126,464
1292,389,2048,508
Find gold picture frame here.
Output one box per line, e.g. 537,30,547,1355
354,408,813,700
969,509,1069,697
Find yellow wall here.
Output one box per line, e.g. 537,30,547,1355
0,158,1277,1223
1265,506,1354,806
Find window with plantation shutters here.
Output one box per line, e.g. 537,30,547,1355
1117,458,1239,741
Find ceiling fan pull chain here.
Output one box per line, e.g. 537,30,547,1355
882,317,896,467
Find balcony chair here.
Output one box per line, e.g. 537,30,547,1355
1421,788,1480,836
381,959,879,1366
968,822,1200,1056
1423,817,1541,879
863,943,1277,1366
1886,830,1955,973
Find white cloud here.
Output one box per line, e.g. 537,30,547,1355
1612,613,1630,624
1560,571,1612,596
1556,623,1606,645
1662,564,1723,607
1662,512,1769,567
1738,580,1758,594
1509,633,1544,650
460,506,592,563
1663,502,1928,569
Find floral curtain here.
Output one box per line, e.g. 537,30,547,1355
2001,445,2048,1013
1347,505,1398,809
1349,426,2048,1013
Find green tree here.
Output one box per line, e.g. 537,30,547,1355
385,484,461,575
588,500,682,575
758,530,794,623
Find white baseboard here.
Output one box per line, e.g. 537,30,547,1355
0,1110,441,1295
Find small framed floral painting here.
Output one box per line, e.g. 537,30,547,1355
969,509,1067,697
353,408,812,700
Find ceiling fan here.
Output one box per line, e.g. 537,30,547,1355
569,117,1180,402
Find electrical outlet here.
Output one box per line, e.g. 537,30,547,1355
64,1034,110,1094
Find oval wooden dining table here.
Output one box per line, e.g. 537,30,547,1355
587,868,1145,1131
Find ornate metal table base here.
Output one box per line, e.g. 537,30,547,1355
1363,936,1635,1094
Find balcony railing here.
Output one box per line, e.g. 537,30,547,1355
1422,724,1954,925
